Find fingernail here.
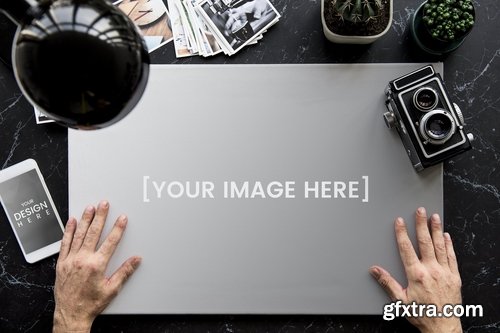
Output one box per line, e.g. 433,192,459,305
85,205,94,213
417,207,426,215
66,218,76,228
369,267,381,278
444,232,451,241
431,214,440,223
133,256,142,268
100,200,109,208
118,215,128,225
395,217,404,226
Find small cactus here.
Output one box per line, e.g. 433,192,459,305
330,0,383,23
423,0,475,41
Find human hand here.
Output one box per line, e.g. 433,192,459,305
370,207,462,333
53,201,141,333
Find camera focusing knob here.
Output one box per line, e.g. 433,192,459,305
383,111,396,129
384,86,391,97
453,103,466,126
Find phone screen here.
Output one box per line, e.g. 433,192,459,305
0,169,63,254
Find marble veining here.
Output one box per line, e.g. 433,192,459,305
391,7,414,39
445,172,500,204
0,94,22,124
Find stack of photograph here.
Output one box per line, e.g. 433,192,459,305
169,0,280,57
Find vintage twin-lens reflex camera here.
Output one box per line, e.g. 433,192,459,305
384,65,473,171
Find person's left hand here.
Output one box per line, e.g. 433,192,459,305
53,201,141,333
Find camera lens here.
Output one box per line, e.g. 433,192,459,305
419,109,456,145
427,114,451,138
413,87,438,111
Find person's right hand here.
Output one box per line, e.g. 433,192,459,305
370,208,463,333
53,201,141,333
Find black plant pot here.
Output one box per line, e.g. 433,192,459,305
410,1,474,56
0,0,150,130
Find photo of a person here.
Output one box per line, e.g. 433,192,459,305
116,0,173,52
199,0,279,53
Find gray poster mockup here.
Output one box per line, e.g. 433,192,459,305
68,64,443,314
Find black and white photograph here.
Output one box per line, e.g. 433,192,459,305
33,107,54,124
196,0,280,54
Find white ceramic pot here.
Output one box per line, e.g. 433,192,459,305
321,0,393,44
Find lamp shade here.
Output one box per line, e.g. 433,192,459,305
1,0,150,129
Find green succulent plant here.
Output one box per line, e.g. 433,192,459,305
423,0,475,41
330,0,383,23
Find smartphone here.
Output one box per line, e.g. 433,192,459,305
0,159,64,263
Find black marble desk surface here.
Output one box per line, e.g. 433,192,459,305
1,0,499,332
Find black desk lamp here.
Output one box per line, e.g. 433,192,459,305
0,0,150,129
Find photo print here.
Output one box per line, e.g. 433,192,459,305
196,0,280,55
116,0,173,52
